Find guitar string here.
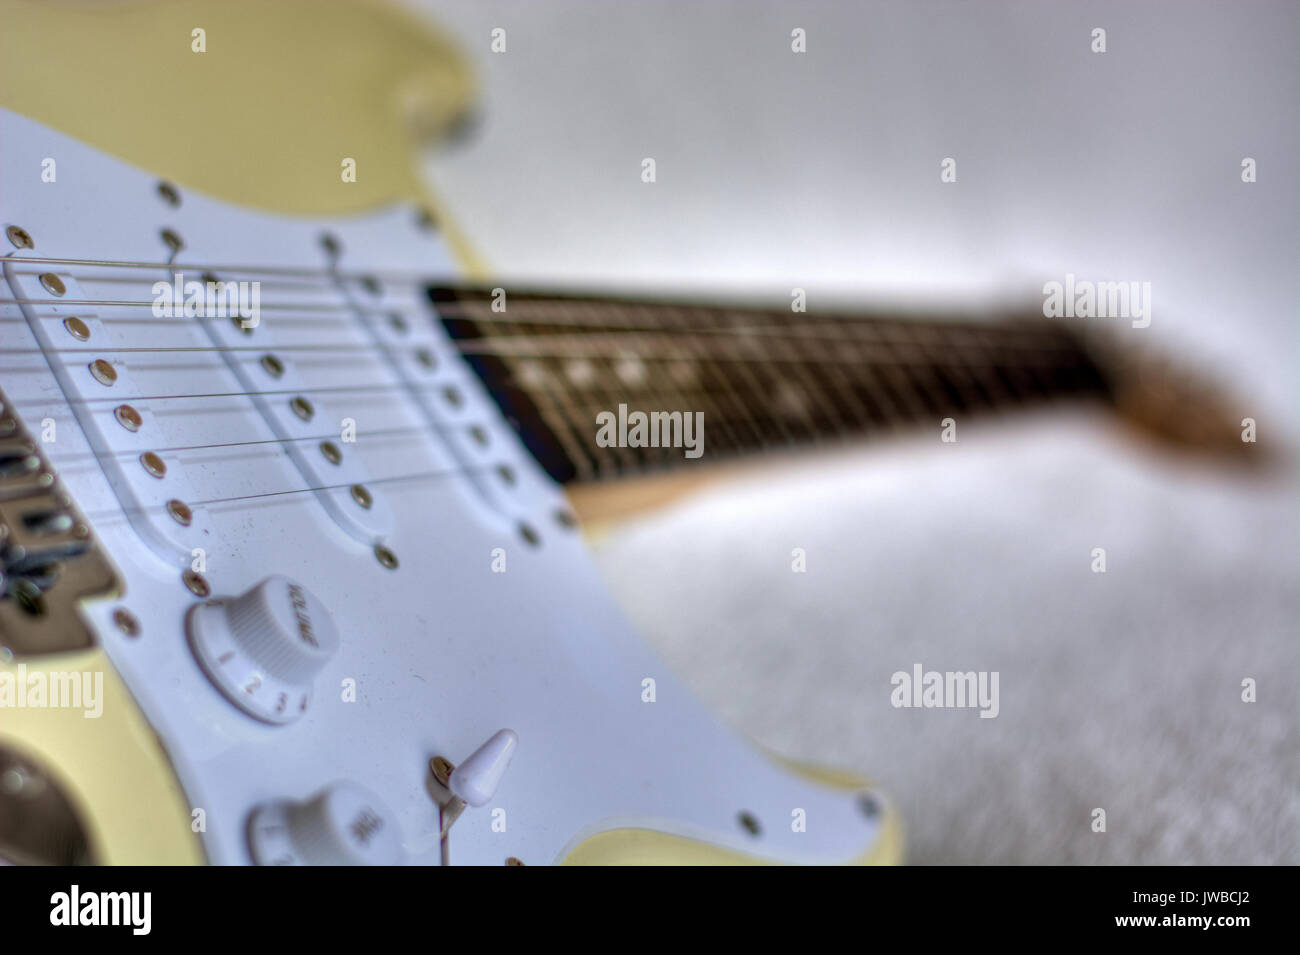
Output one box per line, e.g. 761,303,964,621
75,463,498,525
1,264,1096,515
0,293,1069,349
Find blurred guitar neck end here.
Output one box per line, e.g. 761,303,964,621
1080,331,1275,468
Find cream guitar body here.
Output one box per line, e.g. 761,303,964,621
0,1,900,865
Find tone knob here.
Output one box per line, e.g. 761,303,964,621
187,575,339,724
247,782,403,866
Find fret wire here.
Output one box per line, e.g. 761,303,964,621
798,329,877,432
485,294,609,479
709,308,799,449
905,323,989,412
772,313,862,440
655,304,756,455
631,302,754,457
565,300,643,474
534,303,619,478
598,300,691,471
714,306,792,451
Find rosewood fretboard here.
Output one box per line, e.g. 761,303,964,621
430,287,1110,484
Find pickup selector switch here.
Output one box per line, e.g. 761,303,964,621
187,575,339,724
247,782,403,866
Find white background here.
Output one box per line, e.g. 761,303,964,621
411,0,1298,862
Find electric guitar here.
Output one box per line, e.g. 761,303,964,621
0,0,1243,866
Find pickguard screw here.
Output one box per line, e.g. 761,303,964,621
319,441,343,466
856,793,881,820
518,522,540,547
88,359,117,387
140,451,167,478
387,313,408,334
160,228,184,255
442,385,463,408
6,225,33,250
505,857,525,866
113,608,140,638
738,811,761,837
415,348,436,371
260,354,285,378
182,570,210,598
114,404,143,432
553,508,577,529
39,273,66,296
166,499,193,526
63,317,90,341
374,544,399,570
157,181,181,207
496,464,516,487
359,275,381,297
230,313,254,336
469,425,488,447
350,484,372,509
320,232,341,257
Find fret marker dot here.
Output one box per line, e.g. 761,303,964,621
565,359,595,387
516,360,546,387
615,356,646,385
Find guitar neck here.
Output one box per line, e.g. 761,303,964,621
432,286,1111,484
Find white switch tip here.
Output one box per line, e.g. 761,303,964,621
449,729,518,807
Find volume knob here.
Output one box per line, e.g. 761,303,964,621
248,782,403,866
187,575,339,723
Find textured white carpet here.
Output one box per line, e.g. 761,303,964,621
589,410,1298,864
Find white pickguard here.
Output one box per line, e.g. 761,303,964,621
0,107,883,864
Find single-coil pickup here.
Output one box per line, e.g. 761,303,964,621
3,263,212,568
185,271,394,546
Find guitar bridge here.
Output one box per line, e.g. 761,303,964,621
0,389,120,655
